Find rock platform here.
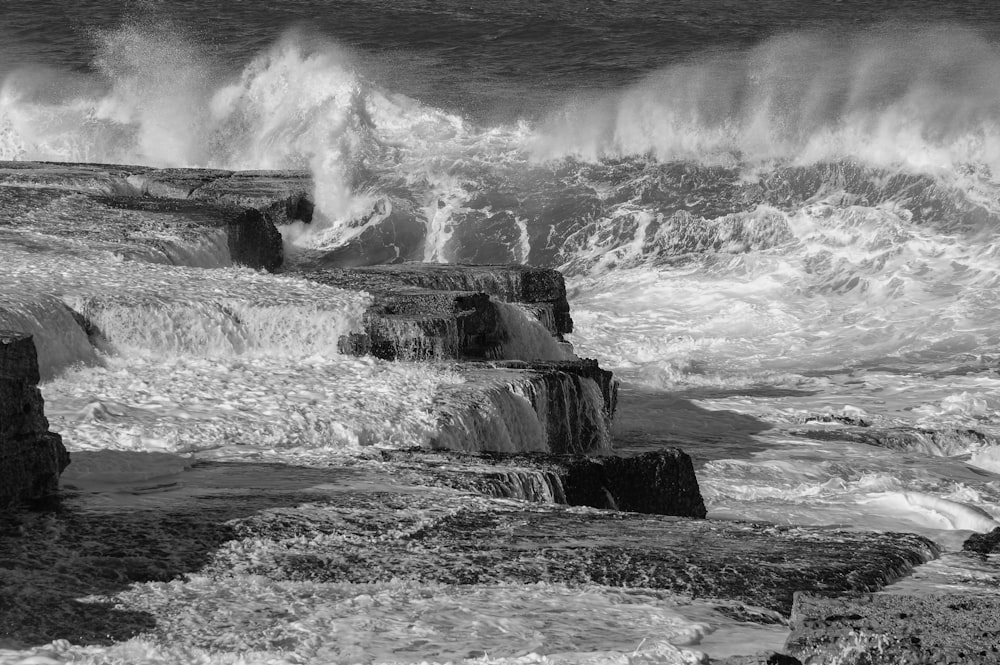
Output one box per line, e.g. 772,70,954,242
0,161,981,662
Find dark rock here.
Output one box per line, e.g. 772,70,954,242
381,448,706,518
786,592,1000,664
964,527,1000,556
569,450,706,516
227,208,283,272
0,331,70,506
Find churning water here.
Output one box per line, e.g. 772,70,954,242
4,1,1000,662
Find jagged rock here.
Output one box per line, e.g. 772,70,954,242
433,360,617,454
786,593,1000,664
0,331,70,506
381,448,707,517
963,527,1000,556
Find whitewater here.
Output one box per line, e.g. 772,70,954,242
4,1,1000,662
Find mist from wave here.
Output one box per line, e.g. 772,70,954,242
534,26,1000,174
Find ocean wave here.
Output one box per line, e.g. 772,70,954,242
533,26,1000,174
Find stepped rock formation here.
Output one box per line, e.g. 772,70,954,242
381,447,707,517
0,161,306,269
0,160,961,660
0,332,69,505
786,592,1000,664
308,263,573,360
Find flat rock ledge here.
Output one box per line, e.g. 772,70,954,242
786,592,1000,664
0,161,307,270
380,447,707,517
0,331,69,506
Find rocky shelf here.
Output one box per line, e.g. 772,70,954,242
1,160,994,662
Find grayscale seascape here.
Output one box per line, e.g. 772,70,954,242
3,1,1000,663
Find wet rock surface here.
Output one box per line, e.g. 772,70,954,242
218,487,935,617
309,263,573,361
0,331,69,506
380,447,707,517
300,263,572,334
0,459,938,647
0,161,308,270
786,592,1000,664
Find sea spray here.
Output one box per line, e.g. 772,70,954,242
531,26,1000,173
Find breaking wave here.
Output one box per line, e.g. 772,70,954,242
6,20,1000,377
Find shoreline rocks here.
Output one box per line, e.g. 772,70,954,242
0,331,70,506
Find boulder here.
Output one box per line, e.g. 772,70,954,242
963,527,1000,556
0,331,70,506
220,487,938,617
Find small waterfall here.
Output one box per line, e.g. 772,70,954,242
477,468,567,503
433,381,550,452
157,229,232,269
433,371,613,454
494,301,575,361
0,295,101,380
69,296,366,359
511,373,613,454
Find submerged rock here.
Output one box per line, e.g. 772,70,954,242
0,331,70,506
786,592,1000,664
307,262,572,334
220,489,937,617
